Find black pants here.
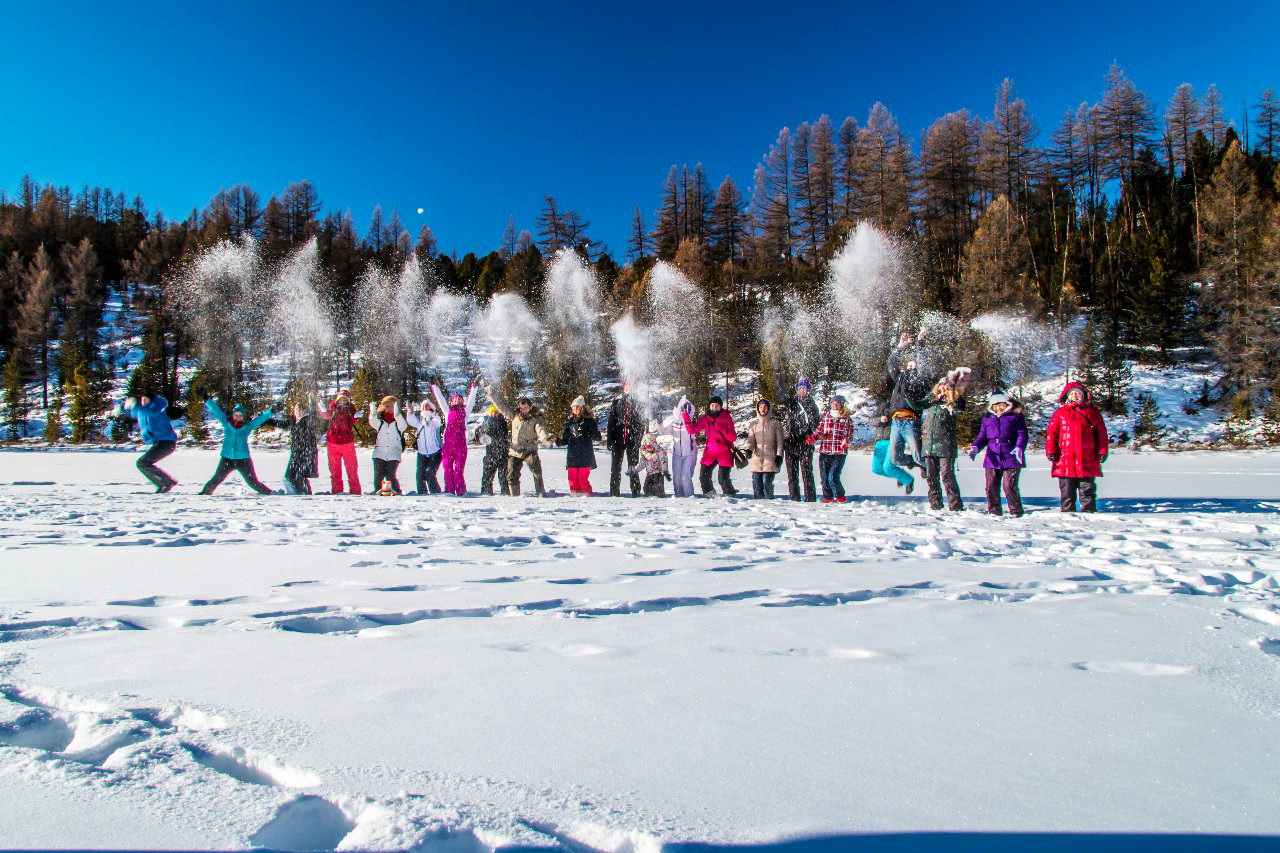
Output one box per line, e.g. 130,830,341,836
925,456,963,511
1059,477,1098,512
507,452,545,496
698,462,736,496
284,469,312,495
643,472,666,497
752,471,776,499
373,458,402,494
784,444,816,501
416,451,442,494
201,457,273,495
481,448,508,495
984,467,1023,516
610,445,641,496
138,440,176,489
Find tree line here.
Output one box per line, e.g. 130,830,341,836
1,64,1278,443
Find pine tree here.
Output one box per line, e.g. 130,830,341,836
979,78,1038,209
348,363,380,446
3,355,29,440
836,116,860,225
17,246,59,409
1263,375,1280,445
679,349,710,411
67,359,106,443
708,177,746,264
920,110,982,293
185,374,210,443
1197,140,1273,394
855,103,913,231
1202,84,1227,152
44,389,64,444
1256,88,1279,159
1165,83,1202,176
627,206,654,261
751,127,794,263
958,195,1036,316
1222,390,1253,446
1132,392,1166,447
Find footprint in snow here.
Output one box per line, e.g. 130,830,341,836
1071,661,1191,675
249,795,354,852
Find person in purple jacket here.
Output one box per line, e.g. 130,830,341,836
968,391,1028,517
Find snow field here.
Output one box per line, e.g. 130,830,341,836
2,447,1280,849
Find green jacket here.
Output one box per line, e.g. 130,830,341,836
207,400,273,460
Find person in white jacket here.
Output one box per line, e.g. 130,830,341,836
405,399,443,495
431,382,478,496
668,397,698,498
368,396,409,495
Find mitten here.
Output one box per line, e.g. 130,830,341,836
1099,453,1108,464
968,447,979,461
1047,452,1060,463
775,454,783,468
805,434,816,446
1013,447,1024,465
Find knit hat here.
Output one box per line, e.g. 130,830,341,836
796,378,812,393
571,395,586,408
831,394,847,406
709,395,724,408
756,398,772,414
987,391,1012,411
487,405,498,415
230,404,247,420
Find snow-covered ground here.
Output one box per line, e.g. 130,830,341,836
3,447,1280,850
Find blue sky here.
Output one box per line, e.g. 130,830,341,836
3,0,1277,258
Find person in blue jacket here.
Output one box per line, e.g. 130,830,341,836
123,394,178,493
200,400,279,495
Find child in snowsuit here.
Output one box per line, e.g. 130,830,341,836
284,396,325,495
667,397,698,498
322,389,361,494
631,426,671,497
200,400,277,495
682,395,737,497
477,406,509,496
781,378,821,502
1046,380,1109,512
969,391,1028,517
920,373,968,512
814,395,853,503
431,383,478,496
406,399,443,495
561,395,602,495
369,396,409,495
745,399,784,499
123,394,178,493
870,409,914,494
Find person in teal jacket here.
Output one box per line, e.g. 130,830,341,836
199,400,278,495
123,394,179,493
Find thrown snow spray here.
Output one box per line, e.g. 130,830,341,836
542,249,601,353
825,222,915,345
474,291,542,378
423,288,472,370
608,261,707,416
268,238,335,385
969,310,1057,388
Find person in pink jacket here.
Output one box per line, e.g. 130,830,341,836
681,395,738,497
431,382,478,496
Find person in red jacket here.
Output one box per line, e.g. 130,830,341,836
681,395,738,497
1045,380,1109,512
320,389,362,494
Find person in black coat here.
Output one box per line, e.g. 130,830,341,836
477,406,510,496
781,378,821,502
561,395,603,495
606,383,644,497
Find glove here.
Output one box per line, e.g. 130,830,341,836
198,388,211,401
968,447,979,461
775,455,783,468
1099,453,1108,465
1013,447,1024,465
1047,452,1060,463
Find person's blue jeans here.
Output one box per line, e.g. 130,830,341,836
819,453,846,500
872,439,913,487
889,417,923,470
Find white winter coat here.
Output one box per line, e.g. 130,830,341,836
406,409,443,455
668,400,698,459
369,407,409,461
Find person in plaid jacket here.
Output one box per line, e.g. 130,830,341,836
812,395,853,503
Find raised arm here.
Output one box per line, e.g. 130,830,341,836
484,384,516,420
430,384,449,414
405,409,423,430
205,399,229,427
368,402,380,430
247,408,275,431
464,384,478,415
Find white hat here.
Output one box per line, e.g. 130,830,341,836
571,395,586,408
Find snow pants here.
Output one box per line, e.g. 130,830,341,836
889,417,924,470
924,455,962,511
985,467,1023,516
507,452,545,496
373,458,402,495
481,448,508,495
819,453,846,501
416,451,442,495
752,471,776,499
1058,476,1098,512
327,441,361,494
699,461,736,496
138,440,176,489
610,445,641,496
871,439,913,488
567,467,593,495
784,444,816,501
201,457,273,495
443,446,467,495
671,453,696,497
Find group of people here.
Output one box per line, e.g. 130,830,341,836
121,345,1111,513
